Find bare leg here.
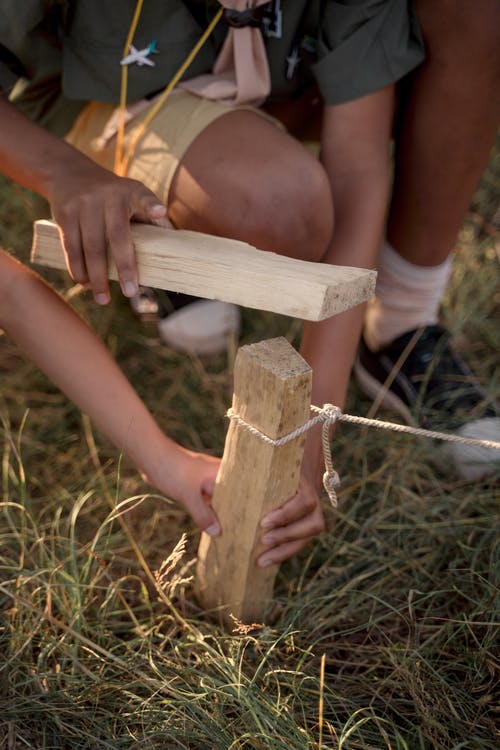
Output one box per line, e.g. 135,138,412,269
356,1,500,482
387,0,500,266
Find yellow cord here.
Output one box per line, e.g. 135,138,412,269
114,5,224,177
114,0,146,174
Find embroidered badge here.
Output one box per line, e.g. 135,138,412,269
262,0,283,39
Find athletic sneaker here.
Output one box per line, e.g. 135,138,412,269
131,288,240,356
354,325,500,479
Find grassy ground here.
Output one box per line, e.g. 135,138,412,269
0,143,499,749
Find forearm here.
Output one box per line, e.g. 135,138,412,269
0,94,167,302
320,86,395,268
0,251,183,493
0,94,96,200
302,159,392,413
300,87,395,486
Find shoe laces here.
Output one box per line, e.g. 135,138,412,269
400,325,497,427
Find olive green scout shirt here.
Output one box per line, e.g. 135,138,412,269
0,1,424,136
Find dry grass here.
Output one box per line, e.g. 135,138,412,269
0,142,498,749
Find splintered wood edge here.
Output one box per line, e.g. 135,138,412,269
31,220,376,321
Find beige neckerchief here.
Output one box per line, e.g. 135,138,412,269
182,0,272,106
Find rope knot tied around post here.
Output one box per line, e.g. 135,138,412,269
225,402,343,507
317,404,342,507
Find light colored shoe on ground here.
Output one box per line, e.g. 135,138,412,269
157,298,240,356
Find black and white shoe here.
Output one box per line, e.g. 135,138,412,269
131,288,240,356
354,325,500,479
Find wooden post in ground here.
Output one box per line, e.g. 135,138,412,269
196,337,312,625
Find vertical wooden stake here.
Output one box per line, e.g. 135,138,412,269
196,337,312,625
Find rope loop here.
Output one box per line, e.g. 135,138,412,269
226,403,342,507
318,404,341,507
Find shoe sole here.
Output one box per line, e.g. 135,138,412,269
354,356,416,426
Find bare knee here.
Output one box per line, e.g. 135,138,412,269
169,111,334,262
237,155,333,262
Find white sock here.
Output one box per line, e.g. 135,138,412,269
364,241,453,351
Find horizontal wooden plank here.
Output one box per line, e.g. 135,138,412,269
31,220,376,321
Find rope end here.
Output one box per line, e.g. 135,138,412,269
323,470,340,508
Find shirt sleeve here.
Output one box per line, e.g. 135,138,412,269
312,0,425,105
0,49,20,93
0,2,83,135
0,1,63,90
0,1,41,82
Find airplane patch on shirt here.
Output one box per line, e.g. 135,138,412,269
120,40,158,67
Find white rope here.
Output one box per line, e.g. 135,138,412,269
226,404,500,508
310,405,500,449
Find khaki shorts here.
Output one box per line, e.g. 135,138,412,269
65,91,281,204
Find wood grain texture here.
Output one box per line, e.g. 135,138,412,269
196,337,312,625
31,220,376,321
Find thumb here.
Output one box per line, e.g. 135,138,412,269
131,192,168,224
178,455,221,536
184,494,221,538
